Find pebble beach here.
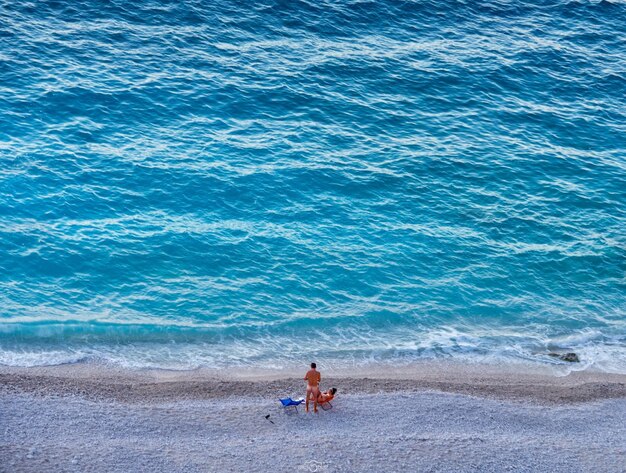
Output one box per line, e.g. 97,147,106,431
2,362,625,472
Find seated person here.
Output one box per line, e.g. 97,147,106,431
317,387,337,404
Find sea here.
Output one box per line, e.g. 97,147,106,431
1,0,625,373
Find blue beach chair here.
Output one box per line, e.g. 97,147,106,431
279,397,304,414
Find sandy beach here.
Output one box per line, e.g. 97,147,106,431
1,362,625,473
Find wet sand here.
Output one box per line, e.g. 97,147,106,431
1,361,625,404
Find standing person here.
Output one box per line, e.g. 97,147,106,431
304,362,321,413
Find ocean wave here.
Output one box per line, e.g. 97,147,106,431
1,0,624,372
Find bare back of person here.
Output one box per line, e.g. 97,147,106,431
304,363,321,413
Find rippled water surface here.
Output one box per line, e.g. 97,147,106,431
1,0,625,371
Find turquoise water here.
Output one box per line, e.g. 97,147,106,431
1,0,625,371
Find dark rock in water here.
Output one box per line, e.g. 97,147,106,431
548,352,580,362
560,353,580,362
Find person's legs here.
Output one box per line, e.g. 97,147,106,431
312,387,320,413
305,387,312,412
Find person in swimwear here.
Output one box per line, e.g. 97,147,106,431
317,387,337,404
304,362,321,413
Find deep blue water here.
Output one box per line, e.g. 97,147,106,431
1,0,625,371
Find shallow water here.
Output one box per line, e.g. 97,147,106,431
1,0,625,371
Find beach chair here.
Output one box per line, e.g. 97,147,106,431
279,397,304,414
319,399,333,411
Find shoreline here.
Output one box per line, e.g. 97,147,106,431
2,360,625,404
